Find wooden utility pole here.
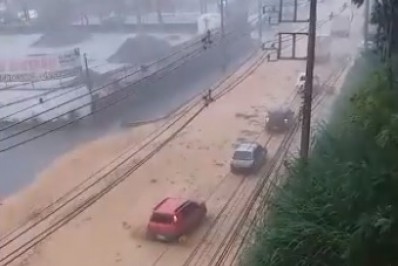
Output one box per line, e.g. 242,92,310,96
83,53,94,104
275,0,309,61
220,0,225,36
299,0,317,161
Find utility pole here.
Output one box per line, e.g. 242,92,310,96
258,0,263,46
299,0,317,161
274,0,309,61
136,0,143,32
220,0,225,37
83,53,94,110
364,0,370,50
220,0,227,72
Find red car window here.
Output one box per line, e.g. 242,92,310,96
150,213,174,224
180,202,197,218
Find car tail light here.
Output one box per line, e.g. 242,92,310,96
173,215,178,223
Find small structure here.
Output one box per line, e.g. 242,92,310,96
315,34,332,63
331,15,351,38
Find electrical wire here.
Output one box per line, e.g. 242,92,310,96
0,34,211,118
0,47,263,247
0,12,341,248
0,3,350,262
0,20,270,151
0,19,254,130
0,48,267,265
0,1,342,235
0,104,206,266
0,12,285,120
0,28,222,113
0,96,204,251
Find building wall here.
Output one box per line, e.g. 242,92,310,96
0,85,92,123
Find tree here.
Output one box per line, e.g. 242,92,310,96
352,0,398,58
352,0,398,88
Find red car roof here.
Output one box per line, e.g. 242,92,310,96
153,197,188,214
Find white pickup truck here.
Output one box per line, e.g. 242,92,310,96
331,15,351,38
295,72,322,96
295,72,336,96
315,35,332,63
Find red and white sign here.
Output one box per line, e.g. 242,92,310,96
0,49,82,83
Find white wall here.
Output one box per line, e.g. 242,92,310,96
0,85,92,123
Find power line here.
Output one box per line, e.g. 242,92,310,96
0,21,333,155
0,105,206,266
0,47,205,151
0,18,256,130
0,84,80,112
0,5,343,259
0,35,210,120
0,48,262,249
0,11,282,121
0,29,223,115
0,95,204,251
0,13,279,122
0,9,346,263
0,49,268,266
0,20,272,151
0,7,340,249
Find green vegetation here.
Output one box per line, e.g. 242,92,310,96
243,0,398,263
243,54,398,265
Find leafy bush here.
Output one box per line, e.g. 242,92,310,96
243,56,398,266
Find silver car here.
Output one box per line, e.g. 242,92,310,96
230,142,267,174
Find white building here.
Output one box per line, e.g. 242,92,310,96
0,32,195,124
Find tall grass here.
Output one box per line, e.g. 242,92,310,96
243,54,398,266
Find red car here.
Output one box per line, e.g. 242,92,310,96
146,197,207,242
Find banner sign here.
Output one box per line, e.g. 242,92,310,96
0,48,82,83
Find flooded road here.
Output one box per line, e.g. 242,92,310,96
0,33,257,196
